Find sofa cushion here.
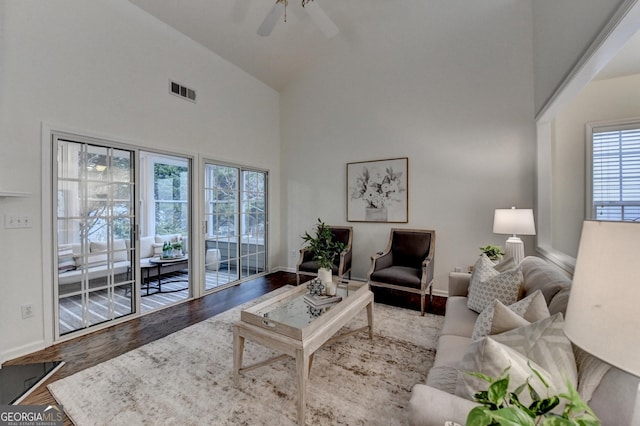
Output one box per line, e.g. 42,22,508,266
467,262,523,313
424,366,459,394
90,239,128,262
520,256,571,302
370,265,421,289
455,337,563,406
491,313,578,388
440,296,479,337
139,236,156,259
432,335,471,368
74,252,108,268
548,287,571,316
408,384,478,426
471,290,549,341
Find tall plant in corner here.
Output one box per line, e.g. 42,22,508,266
301,218,346,284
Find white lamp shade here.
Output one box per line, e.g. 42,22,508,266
493,208,536,235
564,220,640,377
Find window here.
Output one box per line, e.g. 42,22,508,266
587,121,640,222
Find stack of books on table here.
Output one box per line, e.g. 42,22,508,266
303,293,342,307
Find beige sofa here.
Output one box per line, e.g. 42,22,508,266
408,256,639,426
58,234,186,289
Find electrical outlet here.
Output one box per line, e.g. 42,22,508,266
21,304,34,319
290,250,298,258
4,214,33,229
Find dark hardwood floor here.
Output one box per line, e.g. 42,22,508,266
7,271,446,424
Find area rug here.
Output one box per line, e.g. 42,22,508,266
48,287,444,425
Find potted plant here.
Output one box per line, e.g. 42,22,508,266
301,218,346,292
464,365,600,426
480,244,505,261
171,240,183,257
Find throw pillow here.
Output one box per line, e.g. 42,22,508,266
467,254,499,311
492,313,578,389
467,265,523,313
493,255,516,272
90,239,128,262
58,247,76,272
455,337,563,406
471,290,549,341
488,301,530,335
573,345,612,402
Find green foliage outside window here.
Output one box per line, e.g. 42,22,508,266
154,163,188,236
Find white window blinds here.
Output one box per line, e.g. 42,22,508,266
591,124,640,222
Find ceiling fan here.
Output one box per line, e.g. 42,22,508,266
257,0,339,38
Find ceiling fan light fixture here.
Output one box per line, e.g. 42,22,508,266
303,0,339,38
257,0,287,37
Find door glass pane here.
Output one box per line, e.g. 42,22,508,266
204,164,239,290
56,139,135,336
240,170,266,278
139,152,191,313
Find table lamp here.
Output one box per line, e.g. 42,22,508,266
492,206,536,265
565,220,640,425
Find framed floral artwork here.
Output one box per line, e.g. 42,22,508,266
347,157,408,222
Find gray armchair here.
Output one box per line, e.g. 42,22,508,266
367,228,435,316
296,226,353,285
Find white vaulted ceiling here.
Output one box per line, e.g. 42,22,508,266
129,0,349,91
129,0,640,92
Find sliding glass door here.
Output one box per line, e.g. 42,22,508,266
203,163,267,291
55,137,135,336
138,151,191,313
54,135,193,337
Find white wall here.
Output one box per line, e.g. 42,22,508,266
0,0,280,361
532,0,627,115
280,0,536,294
552,73,640,257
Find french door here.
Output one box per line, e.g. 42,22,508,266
203,162,267,291
55,135,136,336
54,136,194,337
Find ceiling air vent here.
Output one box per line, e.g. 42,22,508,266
169,80,196,103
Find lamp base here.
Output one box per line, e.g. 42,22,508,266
504,236,525,265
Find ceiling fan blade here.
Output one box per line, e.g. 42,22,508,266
304,0,339,38
257,2,285,37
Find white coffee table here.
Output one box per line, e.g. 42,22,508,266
233,280,374,425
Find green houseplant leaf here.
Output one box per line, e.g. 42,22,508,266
301,218,346,271
479,245,505,261
464,365,601,426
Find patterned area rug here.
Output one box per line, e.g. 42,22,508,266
48,288,443,425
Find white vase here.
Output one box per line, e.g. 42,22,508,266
318,267,332,285
365,206,388,222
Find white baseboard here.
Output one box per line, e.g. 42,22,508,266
432,288,448,298
2,340,48,364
